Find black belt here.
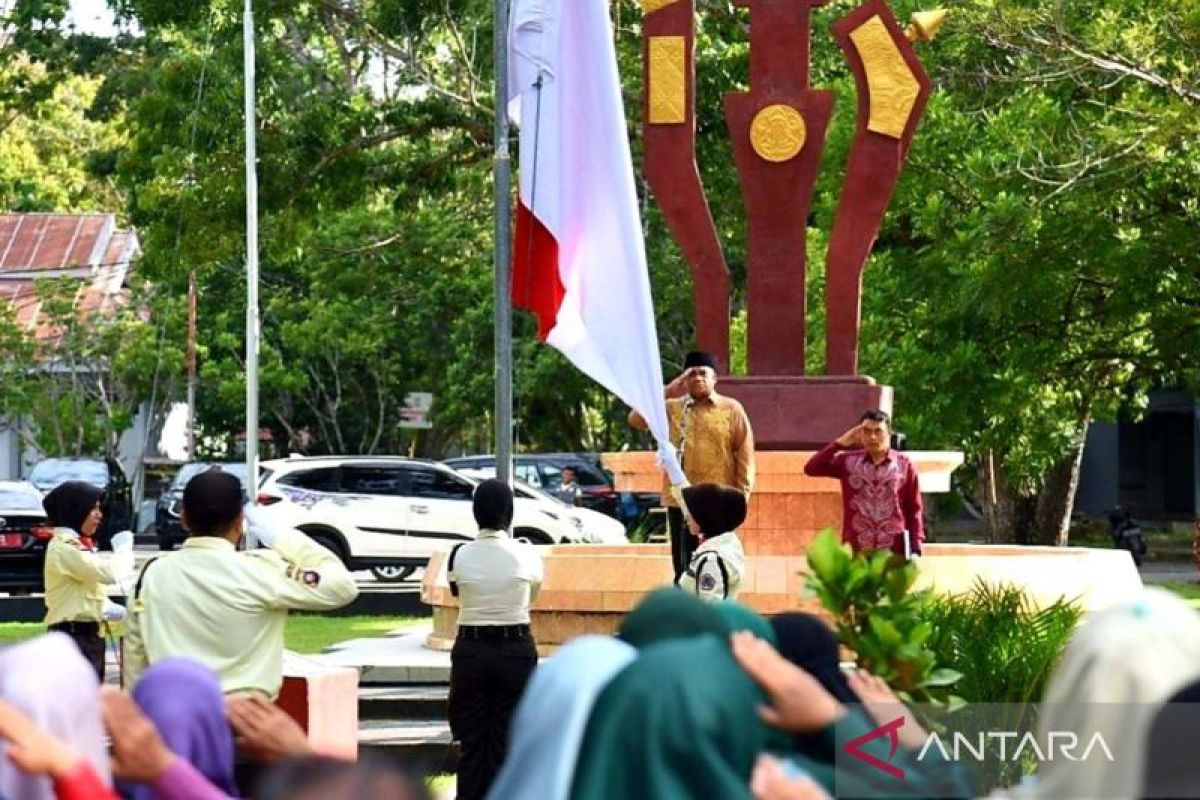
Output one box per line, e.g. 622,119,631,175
456,624,532,641
49,620,101,635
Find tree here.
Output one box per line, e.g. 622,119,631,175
0,278,180,458
854,0,1200,543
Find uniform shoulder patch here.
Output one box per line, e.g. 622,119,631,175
699,572,718,592
301,570,321,587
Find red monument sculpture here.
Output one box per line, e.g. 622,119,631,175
641,0,945,448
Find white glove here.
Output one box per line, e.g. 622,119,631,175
103,600,127,623
243,504,283,549
110,530,134,552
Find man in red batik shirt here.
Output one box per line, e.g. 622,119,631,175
804,410,924,558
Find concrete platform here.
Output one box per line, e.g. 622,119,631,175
314,626,450,685
421,542,1144,651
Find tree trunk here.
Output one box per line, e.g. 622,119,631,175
1033,416,1092,546
977,450,1016,543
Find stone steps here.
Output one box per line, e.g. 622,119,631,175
326,628,457,771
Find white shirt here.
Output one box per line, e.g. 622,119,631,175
449,529,544,626
678,531,745,602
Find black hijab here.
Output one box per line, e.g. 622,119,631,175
42,481,104,535
1142,679,1200,799
770,613,858,703
472,479,514,531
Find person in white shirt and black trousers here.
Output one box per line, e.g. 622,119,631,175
446,479,544,800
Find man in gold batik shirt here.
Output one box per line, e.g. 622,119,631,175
629,350,755,580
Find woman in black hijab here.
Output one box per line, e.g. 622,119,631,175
446,479,543,800
42,481,134,680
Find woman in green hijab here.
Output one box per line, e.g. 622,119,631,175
570,634,769,800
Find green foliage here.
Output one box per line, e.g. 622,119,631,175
921,582,1082,791
804,531,961,703
925,580,1081,705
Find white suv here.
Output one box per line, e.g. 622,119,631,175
256,456,585,581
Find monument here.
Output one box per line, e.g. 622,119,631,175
422,1,1142,649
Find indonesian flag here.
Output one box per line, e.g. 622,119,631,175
508,0,684,484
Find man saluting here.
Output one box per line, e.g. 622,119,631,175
629,351,755,581
805,410,924,558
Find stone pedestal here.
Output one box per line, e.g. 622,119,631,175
718,375,893,450
277,652,360,759
602,449,964,556
421,543,1142,653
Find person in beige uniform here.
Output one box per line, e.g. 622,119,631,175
447,479,543,800
677,483,747,602
42,481,135,680
628,350,756,581
122,471,358,697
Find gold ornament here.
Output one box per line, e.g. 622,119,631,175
643,0,681,13
749,104,807,162
904,10,948,43
648,36,687,125
849,15,920,139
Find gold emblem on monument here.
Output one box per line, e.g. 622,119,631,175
749,104,807,162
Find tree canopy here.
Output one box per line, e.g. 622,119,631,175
1,0,1196,541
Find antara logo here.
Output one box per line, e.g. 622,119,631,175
844,716,907,779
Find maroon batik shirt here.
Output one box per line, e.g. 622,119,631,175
804,442,924,556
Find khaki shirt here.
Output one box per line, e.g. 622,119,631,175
449,529,544,626
662,392,755,503
43,529,134,625
122,529,358,697
678,531,745,602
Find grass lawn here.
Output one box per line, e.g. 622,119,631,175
284,613,425,653
1158,580,1200,607
0,614,426,653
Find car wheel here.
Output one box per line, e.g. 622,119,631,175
300,528,350,566
514,527,555,546
370,565,416,582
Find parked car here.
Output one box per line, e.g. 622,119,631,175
255,456,588,582
452,468,628,545
0,481,54,593
27,457,133,549
443,453,622,516
156,462,251,550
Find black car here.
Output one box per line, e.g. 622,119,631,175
156,462,250,550
443,453,637,518
0,481,53,593
28,457,133,550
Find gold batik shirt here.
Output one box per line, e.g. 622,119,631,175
662,392,756,504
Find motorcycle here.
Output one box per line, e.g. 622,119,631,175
1108,506,1148,567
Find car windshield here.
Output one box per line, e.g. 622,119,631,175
171,462,250,490
28,459,107,489
0,486,44,512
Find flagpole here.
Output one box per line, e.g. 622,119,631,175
493,0,513,486
243,0,260,533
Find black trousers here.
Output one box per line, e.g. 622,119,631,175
668,506,697,583
448,635,537,800
49,623,105,682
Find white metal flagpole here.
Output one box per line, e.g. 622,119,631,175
243,0,260,541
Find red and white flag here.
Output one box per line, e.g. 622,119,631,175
508,0,683,484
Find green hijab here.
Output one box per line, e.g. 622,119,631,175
617,587,727,648
713,600,777,644
570,635,768,800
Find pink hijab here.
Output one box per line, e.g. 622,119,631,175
0,633,110,800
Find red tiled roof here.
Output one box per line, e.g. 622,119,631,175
0,213,117,272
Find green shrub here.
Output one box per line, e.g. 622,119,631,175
923,580,1082,705
804,531,961,704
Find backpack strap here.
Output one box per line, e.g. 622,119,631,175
131,556,161,610
447,544,466,598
